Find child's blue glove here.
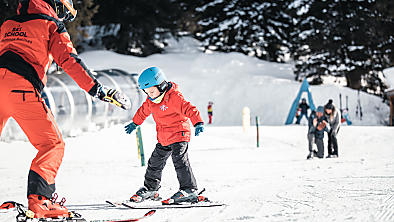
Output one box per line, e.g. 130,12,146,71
194,123,204,136
125,122,138,134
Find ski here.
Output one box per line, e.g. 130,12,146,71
89,210,155,222
67,203,122,211
121,202,226,209
6,201,154,222
110,188,226,210
105,200,128,207
17,217,87,222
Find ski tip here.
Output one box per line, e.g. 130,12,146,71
145,210,156,217
105,200,117,207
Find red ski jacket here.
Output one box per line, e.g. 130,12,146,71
133,82,203,146
0,0,97,94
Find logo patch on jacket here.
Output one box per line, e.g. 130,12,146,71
160,105,168,111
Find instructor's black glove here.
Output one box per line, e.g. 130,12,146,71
97,85,131,110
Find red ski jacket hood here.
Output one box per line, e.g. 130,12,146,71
0,0,97,94
133,82,203,146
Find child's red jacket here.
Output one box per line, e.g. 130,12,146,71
133,82,203,146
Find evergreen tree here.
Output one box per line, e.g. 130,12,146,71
92,0,183,56
291,0,394,95
65,0,98,52
195,0,292,62
0,0,18,25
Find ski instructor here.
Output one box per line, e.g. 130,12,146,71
0,0,130,219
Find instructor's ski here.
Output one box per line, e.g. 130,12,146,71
89,210,155,222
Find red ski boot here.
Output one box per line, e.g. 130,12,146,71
27,194,69,218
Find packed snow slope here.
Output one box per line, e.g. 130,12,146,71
79,37,390,126
0,125,393,221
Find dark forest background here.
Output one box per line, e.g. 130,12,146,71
1,0,393,96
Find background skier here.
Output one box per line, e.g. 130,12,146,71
296,98,310,124
324,99,341,158
207,101,213,124
0,0,130,219
306,110,317,159
125,67,204,205
309,106,329,158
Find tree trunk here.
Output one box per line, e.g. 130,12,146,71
345,69,363,89
116,24,131,54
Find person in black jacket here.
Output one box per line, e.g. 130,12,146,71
296,98,310,124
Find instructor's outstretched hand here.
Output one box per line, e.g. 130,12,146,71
97,85,131,110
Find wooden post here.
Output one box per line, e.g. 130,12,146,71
256,116,260,148
136,126,145,166
242,107,251,132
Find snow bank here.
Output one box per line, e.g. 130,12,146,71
0,124,393,221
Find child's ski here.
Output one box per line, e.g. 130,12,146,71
121,202,226,209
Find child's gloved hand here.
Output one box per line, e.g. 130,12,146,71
125,122,138,134
194,123,204,136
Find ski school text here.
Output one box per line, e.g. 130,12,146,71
4,30,27,38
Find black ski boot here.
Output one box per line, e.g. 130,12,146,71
130,186,161,203
162,189,199,205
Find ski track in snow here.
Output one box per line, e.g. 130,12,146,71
0,125,393,221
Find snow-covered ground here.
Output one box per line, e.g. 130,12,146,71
0,124,393,221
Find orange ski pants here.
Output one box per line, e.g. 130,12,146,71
0,68,64,198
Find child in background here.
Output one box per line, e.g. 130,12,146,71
207,101,213,124
296,98,310,124
125,67,205,205
308,106,329,159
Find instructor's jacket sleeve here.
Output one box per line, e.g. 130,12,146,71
49,27,97,94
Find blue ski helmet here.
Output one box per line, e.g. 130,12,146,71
138,67,167,90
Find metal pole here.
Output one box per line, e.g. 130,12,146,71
256,116,260,148
136,126,145,166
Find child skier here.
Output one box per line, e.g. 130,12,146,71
207,101,213,124
296,98,310,124
308,106,329,159
124,67,204,205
